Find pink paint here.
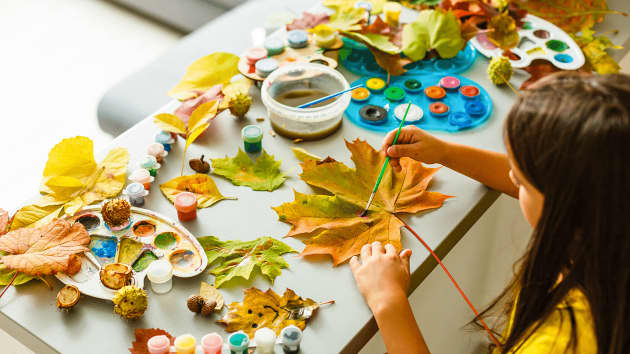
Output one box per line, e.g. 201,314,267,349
439,76,461,91
174,84,225,123
476,33,497,50
201,333,223,354
147,335,171,354
245,47,268,65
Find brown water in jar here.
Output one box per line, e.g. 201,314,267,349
274,89,336,108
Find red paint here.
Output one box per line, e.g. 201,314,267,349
460,85,480,98
174,192,197,222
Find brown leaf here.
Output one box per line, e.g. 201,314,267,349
0,219,89,276
0,209,8,236
514,0,611,34
520,59,563,90
129,328,175,354
369,47,411,76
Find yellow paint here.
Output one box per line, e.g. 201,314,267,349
383,2,402,27
366,78,386,91
526,46,546,55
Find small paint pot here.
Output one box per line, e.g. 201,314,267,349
255,58,279,78
465,100,486,117
245,47,268,65
459,85,480,99
429,102,450,118
123,183,149,207
280,325,302,354
139,155,161,177
314,28,338,48
439,76,461,91
129,168,154,190
403,79,422,93
241,125,263,153
383,1,402,26
147,335,171,354
154,131,175,152
394,103,423,123
287,30,309,48
424,86,446,100
384,86,406,101
359,105,388,125
174,334,196,354
254,328,276,354
174,192,197,222
201,333,223,354
264,38,285,56
366,78,386,92
351,87,370,102
147,259,173,294
147,143,168,164
448,111,473,128
228,332,249,354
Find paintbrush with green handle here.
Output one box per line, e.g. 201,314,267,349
360,102,412,217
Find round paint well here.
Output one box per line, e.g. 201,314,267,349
351,87,370,102
169,249,201,272
154,232,179,249
366,78,386,92
403,79,422,93
546,39,569,52
554,53,573,63
424,86,446,100
459,85,480,99
533,29,550,39
439,76,461,91
465,101,486,117
384,86,405,101
429,102,450,117
449,112,473,128
132,251,158,272
310,59,329,66
132,220,156,237
394,103,423,123
75,214,100,231
89,235,117,259
359,105,388,124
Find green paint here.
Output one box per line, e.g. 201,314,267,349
522,21,532,30
155,232,177,249
117,238,144,265
132,251,158,272
546,39,568,52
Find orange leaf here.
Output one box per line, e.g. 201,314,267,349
0,219,89,276
369,47,411,76
129,328,175,354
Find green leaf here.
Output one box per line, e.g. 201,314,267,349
211,149,286,192
342,32,401,55
402,9,464,60
327,6,365,32
198,236,297,288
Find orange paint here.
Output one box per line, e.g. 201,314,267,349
351,87,370,101
424,86,446,100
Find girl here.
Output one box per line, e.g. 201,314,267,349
350,72,630,353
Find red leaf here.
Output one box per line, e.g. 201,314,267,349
286,12,330,31
520,59,562,90
129,328,175,354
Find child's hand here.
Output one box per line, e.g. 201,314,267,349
350,241,412,311
382,126,448,170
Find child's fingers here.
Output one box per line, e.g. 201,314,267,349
381,126,416,151
400,249,412,270
372,241,384,254
384,243,397,255
361,243,372,260
349,256,359,273
387,144,418,159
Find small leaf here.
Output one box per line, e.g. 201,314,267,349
212,149,286,192
153,113,187,135
188,100,219,134
198,236,297,288
520,59,562,90
181,123,210,175
130,328,175,354
369,47,412,76
292,147,322,162
168,52,240,101
574,30,622,74
200,281,224,310
160,174,235,208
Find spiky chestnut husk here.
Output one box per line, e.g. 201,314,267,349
200,300,217,316
101,199,131,227
228,93,252,118
488,56,513,85
57,285,81,309
187,295,205,313
113,286,147,319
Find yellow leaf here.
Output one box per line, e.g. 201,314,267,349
40,137,96,194
181,123,210,175
188,100,219,133
44,176,85,200
168,52,240,100
328,6,365,32
324,0,386,14
153,113,187,135
160,174,235,208
10,204,64,231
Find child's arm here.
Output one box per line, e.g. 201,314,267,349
382,126,519,198
350,242,430,354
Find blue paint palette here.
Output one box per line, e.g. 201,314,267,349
345,74,493,133
340,38,477,77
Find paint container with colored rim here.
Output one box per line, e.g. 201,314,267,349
254,328,276,354
147,143,168,164
174,334,196,354
129,169,154,190
264,38,285,56
313,26,338,48
245,47,268,65
123,182,149,207
351,87,370,102
403,79,422,93
429,102,450,118
256,58,279,78
280,325,302,354
155,131,175,152
449,111,473,128
228,332,249,354
201,333,223,354
459,85,480,99
140,155,161,177
465,100,486,117
439,76,461,91
384,86,405,102
241,125,263,153
424,86,446,101
287,30,309,48
147,259,173,294
147,335,171,354
394,103,423,123
366,77,386,93
359,105,388,125
174,192,197,222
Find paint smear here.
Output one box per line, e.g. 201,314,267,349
89,235,117,265
117,237,144,266
546,39,568,52
133,220,156,237
132,251,159,272
155,232,178,249
169,249,200,271
76,214,100,231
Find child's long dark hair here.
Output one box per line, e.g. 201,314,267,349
477,72,630,353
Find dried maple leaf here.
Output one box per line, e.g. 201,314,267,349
0,209,8,236
129,328,175,354
273,140,452,266
0,219,89,276
286,12,330,30
520,58,563,90
160,174,235,208
327,6,366,32
211,149,286,192
198,236,297,288
573,29,623,74
218,287,319,337
514,0,615,34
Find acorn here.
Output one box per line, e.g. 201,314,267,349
189,155,210,174
200,300,217,316
187,295,205,313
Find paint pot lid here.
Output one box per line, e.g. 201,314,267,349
429,102,450,114
147,259,173,283
356,1,373,11
174,192,197,211
359,105,388,123
465,100,486,116
394,103,423,123
147,143,166,157
264,38,285,53
254,328,277,346
124,182,147,197
174,334,196,350
154,131,174,144
129,168,154,184
255,58,279,74
242,125,263,143
147,335,171,351
403,79,422,91
287,30,308,45
460,85,480,97
366,78,386,91
246,47,268,63
439,76,461,90
201,333,223,349
351,87,370,101
280,325,302,345
449,111,472,127
384,86,406,101
424,86,446,99
139,155,160,169
229,332,250,348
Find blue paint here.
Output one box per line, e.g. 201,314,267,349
554,53,573,63
90,236,118,261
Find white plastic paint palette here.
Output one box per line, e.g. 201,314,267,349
56,206,208,300
471,14,584,70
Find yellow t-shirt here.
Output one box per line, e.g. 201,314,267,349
495,289,597,353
